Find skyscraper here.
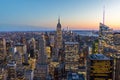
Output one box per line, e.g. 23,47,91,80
55,17,63,59
0,38,6,62
64,42,79,72
34,34,48,79
87,54,113,80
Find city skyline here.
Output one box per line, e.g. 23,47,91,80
0,0,120,31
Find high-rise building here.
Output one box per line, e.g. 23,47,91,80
99,23,114,55
49,33,55,47
92,39,99,54
0,37,6,62
7,61,16,79
34,34,48,79
55,18,63,58
25,70,34,80
113,33,120,53
6,40,12,55
87,54,114,80
14,43,25,55
29,38,36,50
28,38,36,58
0,68,7,80
14,52,22,70
115,54,120,80
20,36,26,45
64,42,79,72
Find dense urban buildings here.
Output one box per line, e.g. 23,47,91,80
55,18,63,60
87,54,113,80
0,18,120,80
64,41,79,72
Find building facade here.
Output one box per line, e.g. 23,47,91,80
55,18,63,59
0,38,6,62
34,34,48,79
64,42,79,72
87,54,114,80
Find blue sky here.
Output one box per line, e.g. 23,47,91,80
0,0,120,31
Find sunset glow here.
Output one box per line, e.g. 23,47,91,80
0,0,120,31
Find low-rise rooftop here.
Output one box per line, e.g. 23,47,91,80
65,42,79,45
89,54,113,60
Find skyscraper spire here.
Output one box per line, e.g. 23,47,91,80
58,16,60,23
103,6,105,25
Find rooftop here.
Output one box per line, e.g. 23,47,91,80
67,72,85,80
89,54,113,60
65,42,79,45
15,43,24,46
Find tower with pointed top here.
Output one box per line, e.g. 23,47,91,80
55,17,63,58
98,6,113,54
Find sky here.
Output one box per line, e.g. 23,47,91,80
0,0,120,31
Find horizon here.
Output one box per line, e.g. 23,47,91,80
0,0,120,31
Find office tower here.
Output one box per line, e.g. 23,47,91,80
113,33,120,80
29,38,36,50
46,46,51,59
0,37,6,62
28,38,36,58
25,70,34,80
34,34,48,79
7,61,16,79
14,43,25,55
14,52,22,70
28,58,36,70
92,39,99,54
6,40,12,55
87,54,113,80
20,36,26,45
55,18,63,58
49,33,55,47
113,33,120,53
115,54,120,80
88,45,92,55
0,68,7,80
44,32,50,46
99,23,113,55
64,42,79,72
14,44,24,70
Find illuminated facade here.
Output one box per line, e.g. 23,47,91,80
7,61,16,79
99,23,114,55
0,38,6,62
15,43,25,55
113,33,120,53
55,18,63,58
29,38,36,50
92,39,99,54
25,70,34,80
115,54,120,80
34,34,48,79
14,43,27,68
0,68,7,80
87,54,114,80
49,33,55,47
28,38,36,58
14,52,22,70
64,42,79,72
46,46,51,59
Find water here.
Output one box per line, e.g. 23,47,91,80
73,30,98,37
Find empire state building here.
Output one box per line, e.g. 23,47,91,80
55,18,63,58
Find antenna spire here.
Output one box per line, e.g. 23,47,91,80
103,6,105,25
58,16,60,23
